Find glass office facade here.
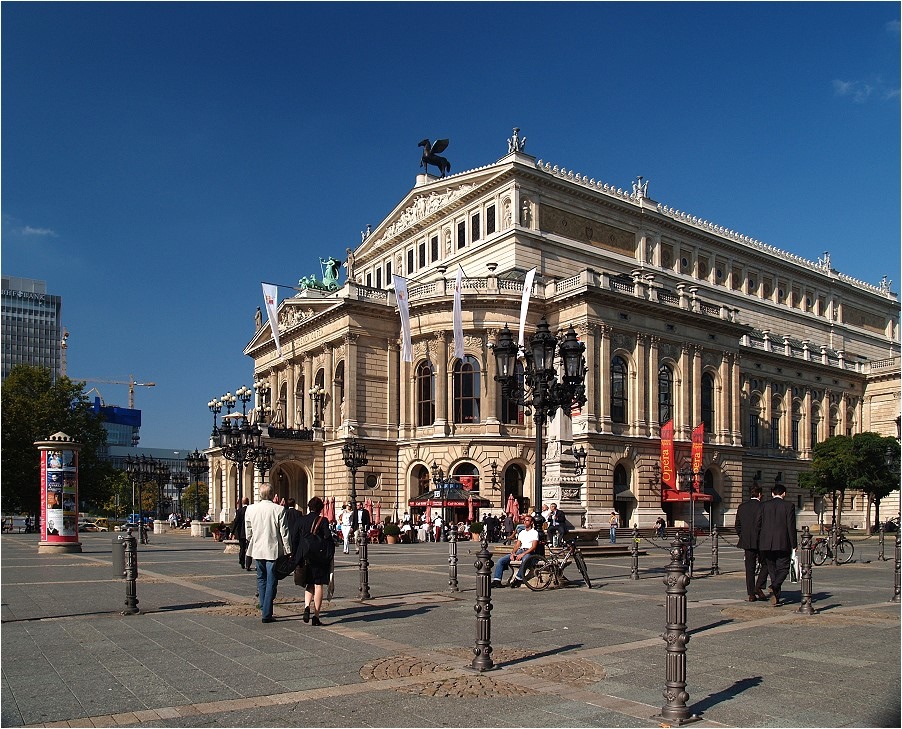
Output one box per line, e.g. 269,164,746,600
1,276,62,381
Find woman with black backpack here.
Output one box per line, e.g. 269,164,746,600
299,496,335,626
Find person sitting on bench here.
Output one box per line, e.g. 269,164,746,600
491,515,541,588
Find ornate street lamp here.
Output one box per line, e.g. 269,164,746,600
679,465,703,538
254,379,272,424
489,460,499,491
218,411,263,505
124,454,157,543
208,398,222,436
221,392,237,416
492,318,586,515
236,385,253,416
573,446,588,476
154,461,170,522
185,449,209,522
255,445,275,478
342,438,370,599
171,471,189,517
309,385,327,428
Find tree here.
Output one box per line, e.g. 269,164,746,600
799,435,852,529
847,432,900,531
183,481,209,519
1,365,113,513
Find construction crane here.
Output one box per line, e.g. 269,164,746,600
74,375,156,408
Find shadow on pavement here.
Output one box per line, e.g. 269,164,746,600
498,643,584,667
691,675,763,713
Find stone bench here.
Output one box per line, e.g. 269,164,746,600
222,539,240,554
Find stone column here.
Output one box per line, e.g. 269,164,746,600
387,338,399,438
636,334,648,437
484,329,500,432
581,323,599,434
731,353,742,446
718,353,730,445
303,355,313,429
802,387,812,457
269,370,279,426
434,331,449,435
599,324,611,433
287,364,296,429
345,333,359,432
649,336,660,438
678,344,691,440
324,344,334,434
691,346,702,433
398,340,410,439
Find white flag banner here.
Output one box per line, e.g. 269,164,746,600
261,282,282,356
393,275,412,362
453,264,465,360
518,268,537,348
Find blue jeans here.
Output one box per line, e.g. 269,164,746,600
256,559,278,620
493,551,536,582
610,526,617,544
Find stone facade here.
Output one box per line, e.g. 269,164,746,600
207,142,900,532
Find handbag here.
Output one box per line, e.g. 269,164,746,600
294,560,309,586
274,553,295,581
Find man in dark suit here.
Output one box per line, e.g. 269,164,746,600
735,484,768,601
351,501,371,554
756,483,797,606
231,497,251,570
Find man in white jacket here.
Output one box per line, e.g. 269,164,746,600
246,484,291,623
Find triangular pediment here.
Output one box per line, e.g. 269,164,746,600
244,293,342,356
353,158,519,265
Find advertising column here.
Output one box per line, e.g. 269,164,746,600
36,431,82,554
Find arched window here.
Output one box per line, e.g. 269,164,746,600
334,362,345,420
771,398,782,449
453,355,481,423
811,404,821,448
415,360,435,426
452,462,480,493
611,355,627,424
658,364,673,424
415,465,431,495
501,361,525,424
791,401,802,451
829,405,839,438
701,373,715,434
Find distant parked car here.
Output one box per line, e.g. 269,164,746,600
78,521,107,532
117,522,142,532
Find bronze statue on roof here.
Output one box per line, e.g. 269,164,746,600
418,138,451,178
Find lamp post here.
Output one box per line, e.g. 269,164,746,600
185,449,208,522
236,385,253,416
171,472,188,518
432,462,459,590
221,391,237,416
309,385,326,428
208,398,222,436
679,465,702,538
574,445,588,476
124,454,156,543
492,319,586,515
154,461,170,523
254,379,272,424
342,438,370,599
216,400,264,506
489,460,499,492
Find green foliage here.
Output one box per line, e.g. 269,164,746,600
1,365,112,513
468,520,484,533
382,522,401,537
182,481,209,517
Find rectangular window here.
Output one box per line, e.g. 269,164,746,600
457,220,466,249
375,268,382,290
471,213,481,242
431,235,439,263
486,205,496,235
385,261,392,282
791,418,799,451
418,240,426,268
407,249,414,276
366,272,372,288
749,415,759,447
771,418,780,448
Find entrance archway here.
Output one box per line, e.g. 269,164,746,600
613,463,636,527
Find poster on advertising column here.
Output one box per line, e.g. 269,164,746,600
36,433,82,553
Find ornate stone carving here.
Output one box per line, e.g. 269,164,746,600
561,487,581,500
374,184,476,245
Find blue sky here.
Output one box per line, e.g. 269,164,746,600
3,2,899,450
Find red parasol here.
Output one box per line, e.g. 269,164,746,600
365,497,373,519
509,496,520,522
374,501,382,524
425,504,432,523
323,497,334,522
467,495,474,522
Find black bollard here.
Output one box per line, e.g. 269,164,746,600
655,539,699,726
710,524,721,576
892,522,900,604
878,521,886,561
630,526,640,580
357,527,371,600
831,521,838,567
120,528,140,615
448,526,459,592
797,526,816,615
471,532,495,672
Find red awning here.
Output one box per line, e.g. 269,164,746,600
662,488,713,503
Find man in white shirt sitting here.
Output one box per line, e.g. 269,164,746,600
491,515,541,588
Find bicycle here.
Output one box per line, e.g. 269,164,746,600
524,540,592,590
812,533,854,565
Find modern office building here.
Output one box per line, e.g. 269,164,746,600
1,276,63,381
206,132,900,531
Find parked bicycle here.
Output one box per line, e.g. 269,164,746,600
524,540,592,590
812,532,854,565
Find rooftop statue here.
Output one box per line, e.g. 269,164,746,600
298,256,343,292
418,138,451,178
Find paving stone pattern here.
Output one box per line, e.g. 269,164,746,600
1,530,899,727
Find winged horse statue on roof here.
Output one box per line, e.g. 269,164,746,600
418,138,451,178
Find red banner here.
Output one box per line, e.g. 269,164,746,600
660,420,675,490
690,423,705,490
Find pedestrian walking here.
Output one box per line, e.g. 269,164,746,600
231,497,251,570
300,496,335,626
757,483,797,606
735,484,768,601
245,484,291,623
